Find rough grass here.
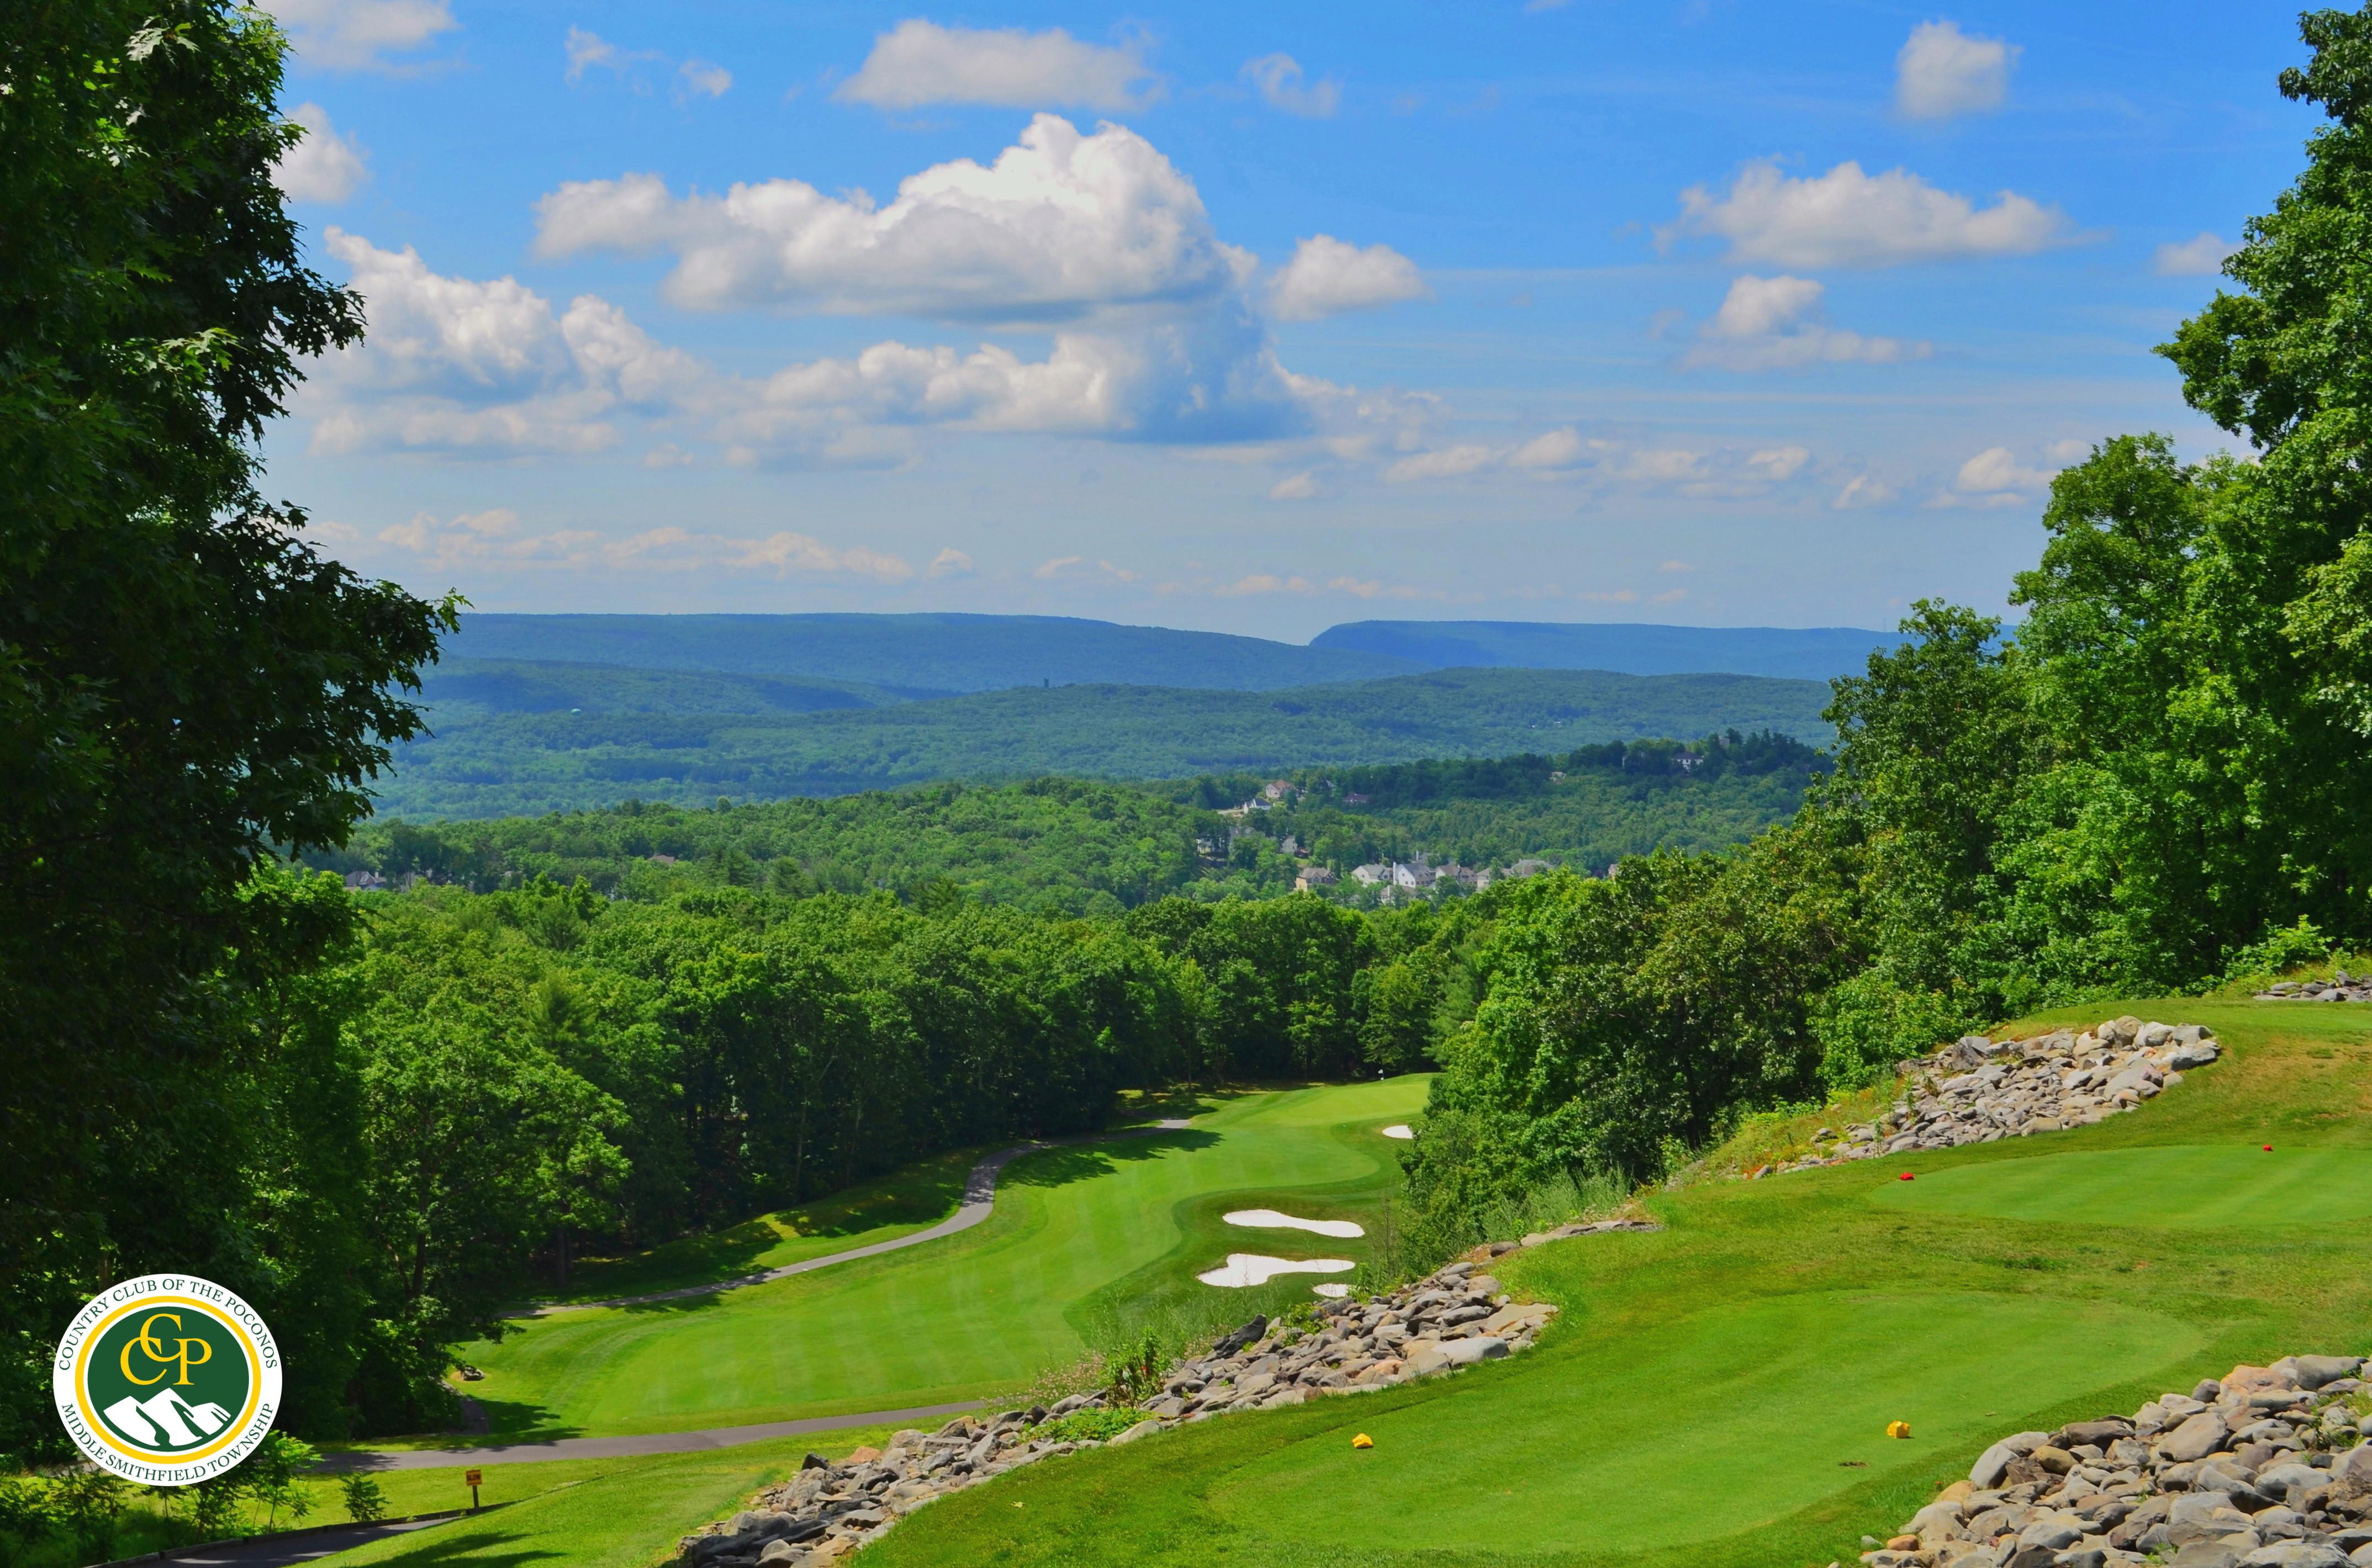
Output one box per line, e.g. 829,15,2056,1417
459,1079,1431,1439
855,1000,2372,1568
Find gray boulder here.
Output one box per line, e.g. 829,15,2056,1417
2282,1355,2363,1390
2239,1544,2350,1567
2168,1041,2222,1069
1973,1432,2053,1488
2163,1411,2232,1463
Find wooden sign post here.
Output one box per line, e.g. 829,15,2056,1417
464,1468,482,1512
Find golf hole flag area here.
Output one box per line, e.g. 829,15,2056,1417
850,1001,2372,1568
457,1077,1427,1439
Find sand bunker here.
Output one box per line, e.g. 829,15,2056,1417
1224,1209,1366,1238
1197,1254,1355,1288
1380,1124,1415,1140
1312,1283,1351,1299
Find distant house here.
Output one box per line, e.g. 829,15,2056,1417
342,870,388,891
1435,863,1481,891
1343,792,1372,806
1295,865,1337,892
1262,780,1292,801
1277,834,1300,857
648,853,679,866
1350,862,1390,886
1507,858,1552,878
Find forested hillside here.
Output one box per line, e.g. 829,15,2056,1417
1310,619,1894,681
316,734,1825,913
377,666,1832,818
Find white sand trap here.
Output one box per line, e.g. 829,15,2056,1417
1380,1124,1415,1140
1312,1283,1351,1299
1224,1209,1366,1238
1197,1253,1355,1288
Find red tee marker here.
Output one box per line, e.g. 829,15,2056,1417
2263,1144,2273,1152
1898,1172,1915,1181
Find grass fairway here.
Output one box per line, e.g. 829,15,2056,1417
462,1078,1429,1438
860,1000,2372,1568
1869,1145,2372,1228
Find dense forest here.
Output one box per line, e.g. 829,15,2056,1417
307,733,1826,914
373,665,1830,818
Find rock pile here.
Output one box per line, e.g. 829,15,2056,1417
670,1226,1660,1565
1752,1018,2220,1178
2258,973,2372,1003
1862,1354,2372,1568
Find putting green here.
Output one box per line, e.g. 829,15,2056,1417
464,1079,1429,1437
1867,1145,2372,1228
1208,1290,2202,1556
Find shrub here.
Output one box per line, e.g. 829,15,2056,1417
340,1474,390,1524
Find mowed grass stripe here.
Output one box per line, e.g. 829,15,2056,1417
463,1078,1430,1438
1871,1145,2372,1227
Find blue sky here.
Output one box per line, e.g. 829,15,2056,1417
263,0,2313,638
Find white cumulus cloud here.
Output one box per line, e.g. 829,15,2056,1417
1937,443,2075,506
1270,236,1427,321
1384,444,1496,483
1668,160,2072,269
1895,20,2019,120
374,511,911,579
2154,232,2236,277
1242,54,1341,118
273,103,368,204
837,20,1154,110
1833,474,1898,509
261,0,456,70
1507,428,1586,471
533,115,1250,322
1682,274,1931,370
679,60,732,98
1269,472,1320,500
928,548,976,578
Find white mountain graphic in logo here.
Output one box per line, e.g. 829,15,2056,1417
101,1386,232,1450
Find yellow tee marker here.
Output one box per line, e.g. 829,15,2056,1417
1352,1433,1375,1450
1886,1421,1912,1439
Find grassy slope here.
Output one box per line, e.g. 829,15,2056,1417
860,1000,2372,1568
461,1079,1430,1439
374,669,1830,818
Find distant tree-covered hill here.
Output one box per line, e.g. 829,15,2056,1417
378,666,1833,819
320,734,1829,915
1310,619,1896,681
443,612,1418,692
